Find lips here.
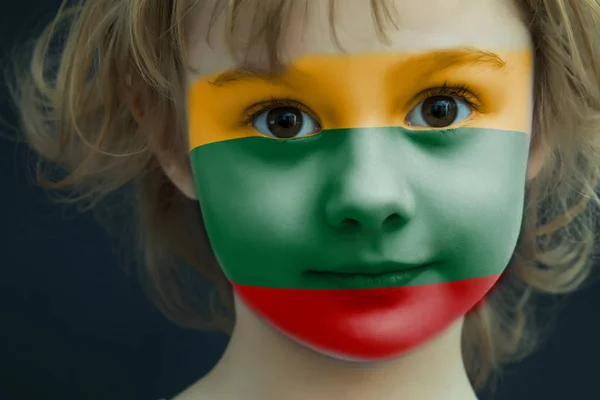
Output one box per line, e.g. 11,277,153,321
312,261,432,275
307,262,433,290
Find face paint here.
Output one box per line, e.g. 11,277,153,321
187,49,533,361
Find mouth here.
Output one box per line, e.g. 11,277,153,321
307,263,433,289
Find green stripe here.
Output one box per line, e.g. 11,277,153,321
190,127,530,289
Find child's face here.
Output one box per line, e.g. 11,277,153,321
183,0,534,361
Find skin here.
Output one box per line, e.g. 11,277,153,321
154,0,542,399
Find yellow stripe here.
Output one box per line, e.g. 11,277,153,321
188,49,533,150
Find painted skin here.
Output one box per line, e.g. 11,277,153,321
187,50,533,360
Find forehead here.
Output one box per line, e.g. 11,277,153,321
185,0,531,83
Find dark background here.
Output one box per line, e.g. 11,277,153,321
0,1,599,399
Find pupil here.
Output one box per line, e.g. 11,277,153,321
431,101,450,118
278,112,297,128
423,96,457,128
267,107,303,138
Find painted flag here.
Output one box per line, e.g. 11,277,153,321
187,50,533,360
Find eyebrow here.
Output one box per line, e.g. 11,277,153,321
405,48,507,76
207,48,507,87
208,66,291,87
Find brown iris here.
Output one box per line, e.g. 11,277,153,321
267,107,305,138
421,96,458,128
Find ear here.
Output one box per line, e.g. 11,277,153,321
526,131,550,182
161,158,198,200
526,143,544,181
128,92,198,200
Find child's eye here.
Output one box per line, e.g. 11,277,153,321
252,106,323,139
405,95,473,128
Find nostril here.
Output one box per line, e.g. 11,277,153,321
339,217,361,229
384,213,402,225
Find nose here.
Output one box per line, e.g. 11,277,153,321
323,131,416,234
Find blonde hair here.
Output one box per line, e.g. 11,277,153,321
8,0,600,391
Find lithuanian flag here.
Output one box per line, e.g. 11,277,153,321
187,50,533,360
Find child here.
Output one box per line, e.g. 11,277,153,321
10,0,600,399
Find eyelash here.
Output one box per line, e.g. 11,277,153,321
417,82,482,113
241,98,314,128
240,83,482,131
412,82,482,136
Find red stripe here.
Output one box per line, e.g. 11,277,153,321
233,275,501,360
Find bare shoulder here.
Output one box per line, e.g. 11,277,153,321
171,386,213,400
171,391,211,400
171,388,213,400
171,375,227,400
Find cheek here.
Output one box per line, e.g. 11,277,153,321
420,136,529,279
189,138,323,287
438,172,525,264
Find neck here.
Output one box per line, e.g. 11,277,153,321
203,298,478,400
